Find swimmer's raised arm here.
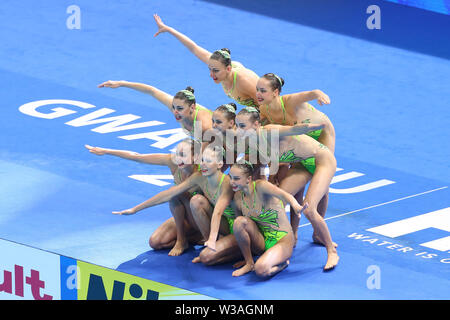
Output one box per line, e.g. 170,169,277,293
153,14,212,64
204,182,234,251
85,145,173,166
285,89,330,107
112,172,202,215
263,123,325,138
98,80,173,110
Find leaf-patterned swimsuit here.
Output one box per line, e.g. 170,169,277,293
262,100,323,174
241,182,288,250
260,130,318,174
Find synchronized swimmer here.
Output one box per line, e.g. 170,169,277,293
87,14,340,277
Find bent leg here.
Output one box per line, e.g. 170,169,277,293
198,234,242,265
149,195,199,256
189,194,229,241
149,217,177,250
279,165,311,243
254,232,295,278
232,216,265,277
303,163,339,270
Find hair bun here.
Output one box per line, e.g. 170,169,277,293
229,102,237,110
185,86,195,94
221,48,231,55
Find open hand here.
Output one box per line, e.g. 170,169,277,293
85,144,108,155
153,14,170,37
98,80,122,89
112,208,136,216
293,202,308,218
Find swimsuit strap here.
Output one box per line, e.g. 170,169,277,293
175,168,182,185
280,96,286,124
188,105,212,135
224,69,238,97
241,181,257,211
230,70,238,96
193,105,200,123
206,173,226,202
180,104,200,135
264,96,286,125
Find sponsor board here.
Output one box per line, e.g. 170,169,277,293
61,259,215,300
0,239,61,300
0,238,214,300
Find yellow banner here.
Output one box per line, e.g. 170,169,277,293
76,261,214,300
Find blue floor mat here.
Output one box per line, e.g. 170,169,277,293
1,0,449,300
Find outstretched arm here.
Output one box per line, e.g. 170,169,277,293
153,14,212,64
85,145,172,166
285,89,330,107
112,173,200,215
204,182,234,250
98,80,173,110
264,123,325,138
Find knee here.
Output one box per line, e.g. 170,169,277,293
190,194,206,210
148,233,163,250
302,206,317,221
233,216,249,234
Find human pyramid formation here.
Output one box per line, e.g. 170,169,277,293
85,14,339,278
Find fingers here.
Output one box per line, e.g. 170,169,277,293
317,94,330,105
112,210,133,215
98,81,110,88
98,80,118,88
297,202,309,217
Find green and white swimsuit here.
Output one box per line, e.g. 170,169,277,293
263,96,287,126
302,103,323,141
262,101,323,174
241,182,288,250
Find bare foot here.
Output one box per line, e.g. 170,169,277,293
192,256,201,263
323,251,339,271
168,240,189,256
312,233,338,248
232,263,254,277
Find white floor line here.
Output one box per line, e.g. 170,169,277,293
298,186,449,228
